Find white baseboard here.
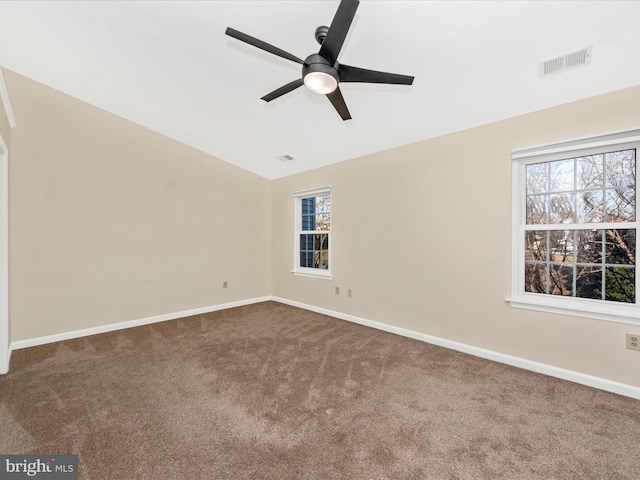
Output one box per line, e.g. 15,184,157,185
10,296,272,351
270,296,640,400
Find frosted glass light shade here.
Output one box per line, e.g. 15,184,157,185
304,71,338,94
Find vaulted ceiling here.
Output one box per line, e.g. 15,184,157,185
1,1,639,179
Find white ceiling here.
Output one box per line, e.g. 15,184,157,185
1,1,639,179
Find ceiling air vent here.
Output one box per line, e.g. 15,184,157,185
539,47,592,77
279,154,295,161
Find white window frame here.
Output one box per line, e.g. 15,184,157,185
292,185,333,279
508,128,640,325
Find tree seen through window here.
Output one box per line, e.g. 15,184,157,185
524,149,636,303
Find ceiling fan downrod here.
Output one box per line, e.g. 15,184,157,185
315,26,329,45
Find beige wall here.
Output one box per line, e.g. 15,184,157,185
4,69,271,341
271,85,640,387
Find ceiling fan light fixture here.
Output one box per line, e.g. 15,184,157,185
304,71,338,94
302,54,339,94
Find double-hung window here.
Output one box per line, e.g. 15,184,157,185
292,186,332,279
510,129,640,323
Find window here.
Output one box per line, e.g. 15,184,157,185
292,186,332,279
510,129,640,324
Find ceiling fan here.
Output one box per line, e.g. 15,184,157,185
225,0,414,121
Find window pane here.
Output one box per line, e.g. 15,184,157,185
605,150,635,189
525,263,547,293
549,159,574,192
526,163,548,195
314,251,329,270
576,229,603,264
302,197,315,214
315,194,331,230
313,234,329,269
576,190,603,223
575,265,602,300
605,188,635,222
525,231,547,261
605,229,635,265
605,149,635,222
300,251,314,268
525,229,636,302
576,155,603,190
605,267,635,303
300,233,314,268
316,213,331,231
549,264,573,296
314,234,324,250
302,195,331,231
576,265,602,300
549,192,575,224
526,195,547,224
302,197,316,230
299,233,329,270
550,230,574,262
300,234,313,250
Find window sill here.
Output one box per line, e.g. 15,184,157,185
291,269,333,280
507,294,640,325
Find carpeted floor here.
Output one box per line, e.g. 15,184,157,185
1,301,639,479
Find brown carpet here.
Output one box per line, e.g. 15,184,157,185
1,301,639,479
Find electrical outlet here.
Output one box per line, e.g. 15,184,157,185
223,280,228,289
348,288,352,297
627,334,640,351
335,286,340,295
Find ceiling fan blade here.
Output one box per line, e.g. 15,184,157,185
318,0,359,66
225,27,304,65
261,79,304,102
338,64,414,85
326,87,352,121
